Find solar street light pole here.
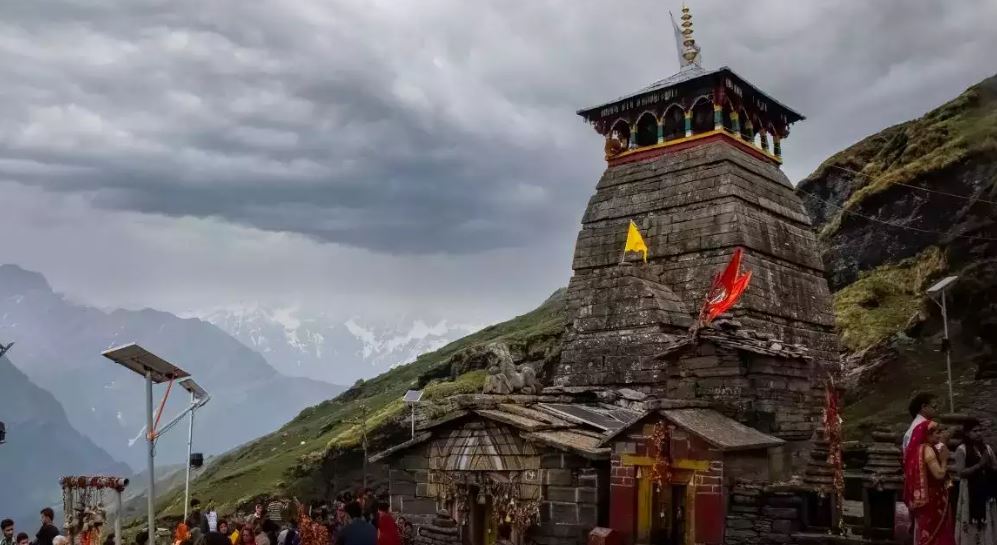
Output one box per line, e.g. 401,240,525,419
103,344,192,545
184,389,194,522
941,289,954,412
927,275,958,413
146,369,156,545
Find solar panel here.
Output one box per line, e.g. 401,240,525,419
179,378,209,400
403,390,424,403
101,343,190,383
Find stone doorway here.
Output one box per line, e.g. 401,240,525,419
635,467,694,545
650,484,688,545
461,487,497,545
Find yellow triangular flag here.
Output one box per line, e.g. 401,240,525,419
624,220,648,263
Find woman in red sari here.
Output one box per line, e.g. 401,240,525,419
905,420,956,545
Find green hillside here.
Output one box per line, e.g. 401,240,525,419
152,289,567,518
799,75,997,439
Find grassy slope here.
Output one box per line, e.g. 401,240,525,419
832,246,946,352
153,290,567,518
842,340,979,439
810,75,997,434
816,75,997,239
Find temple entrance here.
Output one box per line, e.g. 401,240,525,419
636,471,690,545
462,486,497,545
650,484,687,545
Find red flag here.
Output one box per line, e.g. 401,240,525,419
824,377,845,531
699,247,752,325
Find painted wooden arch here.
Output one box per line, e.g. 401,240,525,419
634,111,660,147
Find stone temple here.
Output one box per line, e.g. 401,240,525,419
370,9,902,545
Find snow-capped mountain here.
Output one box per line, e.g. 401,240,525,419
201,304,482,384
0,264,343,470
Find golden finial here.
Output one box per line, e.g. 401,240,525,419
680,5,699,65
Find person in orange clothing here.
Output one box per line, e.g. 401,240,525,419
374,501,400,545
175,522,191,545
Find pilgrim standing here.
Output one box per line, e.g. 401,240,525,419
955,419,997,545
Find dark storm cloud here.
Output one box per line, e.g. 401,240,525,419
1,0,994,255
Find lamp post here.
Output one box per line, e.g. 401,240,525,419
1,343,12,446
102,344,191,545
927,275,959,413
179,378,210,523
403,390,424,440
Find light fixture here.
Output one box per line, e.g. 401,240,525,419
926,275,959,412
101,343,191,545
403,390,424,440
0,421,6,444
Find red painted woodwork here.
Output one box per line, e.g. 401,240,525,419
608,482,636,544
695,492,725,545
607,131,777,168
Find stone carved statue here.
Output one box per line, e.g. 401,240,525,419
481,343,540,395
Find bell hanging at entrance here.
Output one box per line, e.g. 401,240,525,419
477,493,486,505
190,452,204,468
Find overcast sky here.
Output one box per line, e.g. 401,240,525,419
1,0,995,326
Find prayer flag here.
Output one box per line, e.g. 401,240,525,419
699,247,752,324
624,220,649,263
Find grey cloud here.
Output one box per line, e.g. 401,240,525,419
1,0,995,256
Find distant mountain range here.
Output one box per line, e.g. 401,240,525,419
0,264,345,471
0,353,129,532
200,305,481,385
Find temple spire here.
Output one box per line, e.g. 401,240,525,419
677,4,702,68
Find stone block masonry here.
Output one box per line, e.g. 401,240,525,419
558,139,839,391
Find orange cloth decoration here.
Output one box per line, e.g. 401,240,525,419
699,247,752,325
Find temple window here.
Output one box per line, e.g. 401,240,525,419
662,104,685,141
721,100,736,133
635,112,659,147
610,119,631,148
739,111,754,141
690,98,713,134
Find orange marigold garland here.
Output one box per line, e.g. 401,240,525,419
649,422,672,488
823,377,844,532
296,502,329,545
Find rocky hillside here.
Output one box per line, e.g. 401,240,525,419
798,74,997,437
0,353,130,531
151,289,566,518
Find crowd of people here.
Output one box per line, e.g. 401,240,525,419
2,509,70,545
172,492,413,545
6,395,995,545
903,393,997,545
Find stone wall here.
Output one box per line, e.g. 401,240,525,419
386,445,603,545
662,341,820,445
557,139,839,389
534,453,602,545
726,483,804,545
